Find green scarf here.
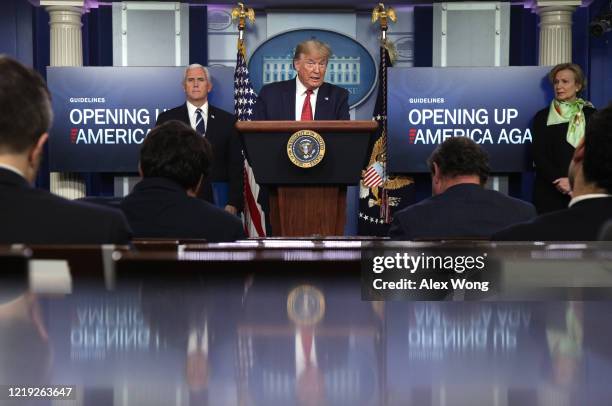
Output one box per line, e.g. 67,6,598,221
547,98,590,148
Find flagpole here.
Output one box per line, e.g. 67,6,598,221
231,2,266,237
372,3,397,223
358,4,413,235
232,2,254,53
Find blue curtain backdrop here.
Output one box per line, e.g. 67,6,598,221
508,5,538,203
32,6,51,191
573,5,591,96
588,0,612,109
509,5,538,67
0,0,34,66
189,5,208,65
411,6,435,204
81,7,115,197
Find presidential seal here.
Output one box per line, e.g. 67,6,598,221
287,285,326,326
287,130,326,168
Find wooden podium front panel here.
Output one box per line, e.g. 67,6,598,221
269,186,346,237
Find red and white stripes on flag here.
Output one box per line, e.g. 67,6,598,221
234,46,266,237
363,161,384,188
242,159,265,237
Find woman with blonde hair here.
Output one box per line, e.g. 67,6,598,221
531,63,596,214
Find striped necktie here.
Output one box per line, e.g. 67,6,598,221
195,108,206,135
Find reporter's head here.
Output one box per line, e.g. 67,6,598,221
427,137,490,194
0,56,53,183
139,120,212,194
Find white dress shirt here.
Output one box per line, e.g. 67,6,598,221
186,101,209,135
295,78,318,121
0,163,26,179
569,193,611,207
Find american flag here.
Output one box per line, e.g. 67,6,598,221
234,46,266,237
363,161,384,188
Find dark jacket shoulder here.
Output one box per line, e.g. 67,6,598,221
494,196,612,241
390,184,536,240
0,169,131,244
209,105,235,121
156,104,188,126
120,178,245,242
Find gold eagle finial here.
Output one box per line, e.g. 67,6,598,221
371,3,397,33
231,2,255,30
231,2,255,46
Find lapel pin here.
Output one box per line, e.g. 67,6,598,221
211,114,215,119
324,97,329,101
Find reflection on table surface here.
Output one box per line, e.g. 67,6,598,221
2,276,612,406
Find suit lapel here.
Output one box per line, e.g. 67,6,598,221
206,105,217,141
314,83,330,120
180,103,190,126
284,79,296,120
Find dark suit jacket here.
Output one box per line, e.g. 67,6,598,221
531,106,596,214
120,177,246,242
155,103,243,209
599,219,612,241
0,168,131,244
389,184,537,240
253,78,350,121
494,196,612,241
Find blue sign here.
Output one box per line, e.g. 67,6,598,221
47,66,234,172
248,29,377,108
387,66,553,173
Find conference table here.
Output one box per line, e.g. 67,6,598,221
1,240,612,405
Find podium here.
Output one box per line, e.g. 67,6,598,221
236,120,377,237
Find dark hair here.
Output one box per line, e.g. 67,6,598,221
140,120,212,190
548,63,586,94
427,137,490,185
0,55,52,153
583,103,612,193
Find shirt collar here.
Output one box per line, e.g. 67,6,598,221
0,163,26,179
295,77,319,97
186,100,208,118
569,193,611,207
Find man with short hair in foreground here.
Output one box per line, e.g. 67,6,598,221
389,137,536,240
495,104,612,241
0,56,131,244
120,121,245,242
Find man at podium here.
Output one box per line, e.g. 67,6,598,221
253,39,350,121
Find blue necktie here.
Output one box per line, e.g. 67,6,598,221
195,108,206,135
